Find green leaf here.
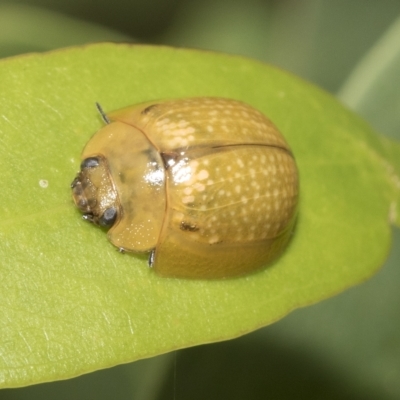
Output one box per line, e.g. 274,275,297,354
1,43,399,388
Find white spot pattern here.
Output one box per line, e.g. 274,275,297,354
143,98,289,151
168,146,298,244
39,179,49,188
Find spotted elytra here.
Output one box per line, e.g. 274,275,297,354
71,97,299,278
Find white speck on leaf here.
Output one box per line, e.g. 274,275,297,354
39,179,49,188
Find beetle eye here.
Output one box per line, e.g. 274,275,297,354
81,157,100,169
99,207,117,227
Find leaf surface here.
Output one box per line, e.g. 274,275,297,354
0,44,399,387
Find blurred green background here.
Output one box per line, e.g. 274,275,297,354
1,0,400,399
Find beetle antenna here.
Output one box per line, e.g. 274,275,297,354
96,102,111,124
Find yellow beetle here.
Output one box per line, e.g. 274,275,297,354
71,97,299,278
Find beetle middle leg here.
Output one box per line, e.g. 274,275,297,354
148,249,156,268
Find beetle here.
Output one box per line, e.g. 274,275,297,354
71,97,299,278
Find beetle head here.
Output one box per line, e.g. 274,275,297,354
71,156,119,228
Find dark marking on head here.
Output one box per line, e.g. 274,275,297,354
180,221,199,232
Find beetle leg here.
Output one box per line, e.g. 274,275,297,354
148,249,156,268
82,214,94,223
